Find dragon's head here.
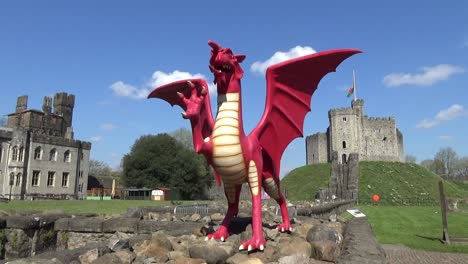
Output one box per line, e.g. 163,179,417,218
208,41,245,93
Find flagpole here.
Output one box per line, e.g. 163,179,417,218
353,69,357,101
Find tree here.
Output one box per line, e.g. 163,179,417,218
420,159,433,170
170,128,193,150
420,159,444,176
454,157,468,181
434,147,459,179
405,155,417,163
122,133,212,199
89,159,113,177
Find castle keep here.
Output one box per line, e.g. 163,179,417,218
0,93,91,200
306,99,404,164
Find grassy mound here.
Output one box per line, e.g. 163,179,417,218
281,161,468,205
280,163,331,201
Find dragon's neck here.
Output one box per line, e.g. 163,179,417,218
216,78,244,136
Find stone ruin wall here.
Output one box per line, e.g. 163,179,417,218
305,132,328,165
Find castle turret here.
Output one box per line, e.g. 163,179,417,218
42,96,52,114
15,95,28,113
53,93,75,133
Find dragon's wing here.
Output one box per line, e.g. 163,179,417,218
147,78,215,153
249,49,361,180
148,78,221,186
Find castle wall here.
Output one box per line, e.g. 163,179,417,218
361,117,400,161
8,111,67,138
396,128,404,162
306,133,328,164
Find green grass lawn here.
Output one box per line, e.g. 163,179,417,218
358,205,468,253
0,200,184,215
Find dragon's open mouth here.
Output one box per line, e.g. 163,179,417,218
210,64,233,73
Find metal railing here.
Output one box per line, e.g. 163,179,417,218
173,203,209,215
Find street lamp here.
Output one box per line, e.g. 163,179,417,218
9,175,14,201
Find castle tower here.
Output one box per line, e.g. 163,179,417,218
328,103,361,164
15,95,28,113
53,92,75,132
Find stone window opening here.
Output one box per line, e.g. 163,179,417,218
342,141,347,149
18,147,24,162
383,136,387,141
32,171,40,187
15,173,22,187
11,146,18,161
342,154,347,164
62,172,69,187
64,150,71,162
34,147,42,160
49,149,57,161
343,117,347,121
47,171,55,187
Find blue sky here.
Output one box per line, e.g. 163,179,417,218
1,1,467,176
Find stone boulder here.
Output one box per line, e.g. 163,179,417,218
279,237,311,258
306,224,342,244
133,240,169,262
91,253,123,264
188,244,230,264
310,240,340,262
115,249,137,264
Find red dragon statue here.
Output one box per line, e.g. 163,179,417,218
148,41,360,251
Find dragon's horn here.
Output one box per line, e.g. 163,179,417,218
208,40,221,51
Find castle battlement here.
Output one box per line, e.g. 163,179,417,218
365,116,395,121
328,107,356,117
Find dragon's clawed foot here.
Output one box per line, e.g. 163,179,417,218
205,225,229,242
178,81,208,119
239,236,266,252
276,222,293,233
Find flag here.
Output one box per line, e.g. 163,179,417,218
347,85,354,97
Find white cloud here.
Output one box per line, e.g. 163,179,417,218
111,70,216,99
100,123,116,131
90,136,102,142
110,81,149,99
438,135,454,141
416,104,467,128
250,46,316,75
383,64,465,87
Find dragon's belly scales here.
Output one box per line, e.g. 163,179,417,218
212,93,246,184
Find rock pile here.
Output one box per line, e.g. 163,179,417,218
5,212,345,264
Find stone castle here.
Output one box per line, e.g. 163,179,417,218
306,99,404,164
0,93,91,200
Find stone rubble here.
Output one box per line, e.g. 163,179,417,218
1,200,386,264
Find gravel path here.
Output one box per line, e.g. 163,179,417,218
382,244,468,264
